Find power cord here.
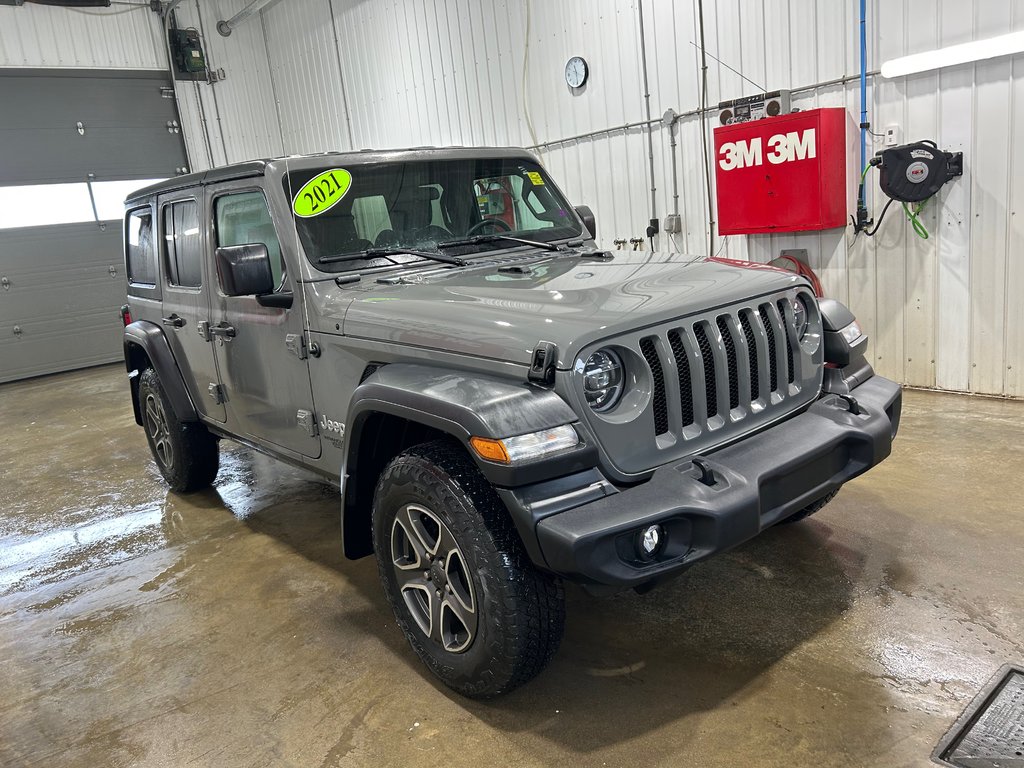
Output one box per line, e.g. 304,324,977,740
856,162,931,240
864,197,893,237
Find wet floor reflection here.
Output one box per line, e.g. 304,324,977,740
2,367,1023,767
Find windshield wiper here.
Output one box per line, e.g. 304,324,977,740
318,246,466,267
437,234,563,252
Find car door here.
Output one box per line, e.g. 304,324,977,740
157,193,225,423
205,184,321,459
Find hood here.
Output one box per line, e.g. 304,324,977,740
337,251,808,368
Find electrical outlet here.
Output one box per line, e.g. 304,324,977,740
885,125,899,146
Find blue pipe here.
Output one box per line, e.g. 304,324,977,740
859,0,867,207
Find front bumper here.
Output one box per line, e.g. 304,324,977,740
504,375,902,588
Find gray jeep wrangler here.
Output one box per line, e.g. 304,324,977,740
121,147,901,697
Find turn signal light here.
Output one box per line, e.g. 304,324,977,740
469,437,510,464
469,425,579,465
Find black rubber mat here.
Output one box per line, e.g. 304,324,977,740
933,665,1024,767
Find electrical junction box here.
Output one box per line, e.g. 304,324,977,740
170,28,207,76
714,107,857,235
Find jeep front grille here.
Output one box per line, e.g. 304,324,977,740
645,301,798,437
575,291,823,476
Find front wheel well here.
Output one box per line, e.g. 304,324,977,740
342,412,451,559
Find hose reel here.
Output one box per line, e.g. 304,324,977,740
875,141,963,203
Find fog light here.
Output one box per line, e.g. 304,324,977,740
638,524,664,560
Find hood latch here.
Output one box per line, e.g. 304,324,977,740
528,341,559,386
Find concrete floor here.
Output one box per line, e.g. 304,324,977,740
1,365,1021,768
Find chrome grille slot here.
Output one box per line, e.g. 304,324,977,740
777,299,796,384
693,323,718,419
738,310,760,401
717,315,740,410
640,336,669,436
667,329,694,427
758,304,780,393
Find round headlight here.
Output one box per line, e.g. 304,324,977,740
582,348,624,412
791,295,810,340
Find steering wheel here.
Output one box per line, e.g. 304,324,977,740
466,217,513,236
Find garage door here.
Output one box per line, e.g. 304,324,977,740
0,69,188,384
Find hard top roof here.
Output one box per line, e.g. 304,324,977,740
124,146,539,203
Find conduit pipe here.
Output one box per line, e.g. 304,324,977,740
527,71,880,151
217,0,283,36
858,0,868,208
637,0,658,237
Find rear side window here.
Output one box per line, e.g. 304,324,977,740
163,201,202,288
215,191,285,290
126,207,157,286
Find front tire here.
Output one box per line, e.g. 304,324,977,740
138,367,219,493
372,440,565,698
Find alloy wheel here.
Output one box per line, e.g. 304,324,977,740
390,503,477,653
143,392,174,471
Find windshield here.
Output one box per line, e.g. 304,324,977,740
283,158,583,272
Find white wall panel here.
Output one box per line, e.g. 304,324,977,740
1008,54,1024,398
0,4,165,70
164,0,286,170
9,0,1019,395
260,2,353,154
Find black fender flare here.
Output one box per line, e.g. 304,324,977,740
339,363,596,558
123,320,198,425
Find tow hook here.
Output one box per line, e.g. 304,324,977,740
836,394,863,415
691,456,717,486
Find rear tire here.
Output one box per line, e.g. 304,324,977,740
138,367,219,493
372,439,565,698
779,489,839,524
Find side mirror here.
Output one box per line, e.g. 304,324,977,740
574,205,596,240
215,244,274,297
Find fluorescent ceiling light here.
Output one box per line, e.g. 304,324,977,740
881,30,1024,78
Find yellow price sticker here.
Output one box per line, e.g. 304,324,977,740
526,171,545,186
292,168,352,218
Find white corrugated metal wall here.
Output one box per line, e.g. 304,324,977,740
2,0,1021,397
0,3,165,69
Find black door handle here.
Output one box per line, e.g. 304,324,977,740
162,314,185,328
209,323,236,338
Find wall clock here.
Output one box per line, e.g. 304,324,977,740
565,56,588,88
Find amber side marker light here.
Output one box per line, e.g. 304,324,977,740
469,437,510,464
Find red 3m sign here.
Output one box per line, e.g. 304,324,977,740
719,129,816,170
714,107,856,235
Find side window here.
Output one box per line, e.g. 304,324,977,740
126,207,157,286
215,191,286,290
163,201,202,288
